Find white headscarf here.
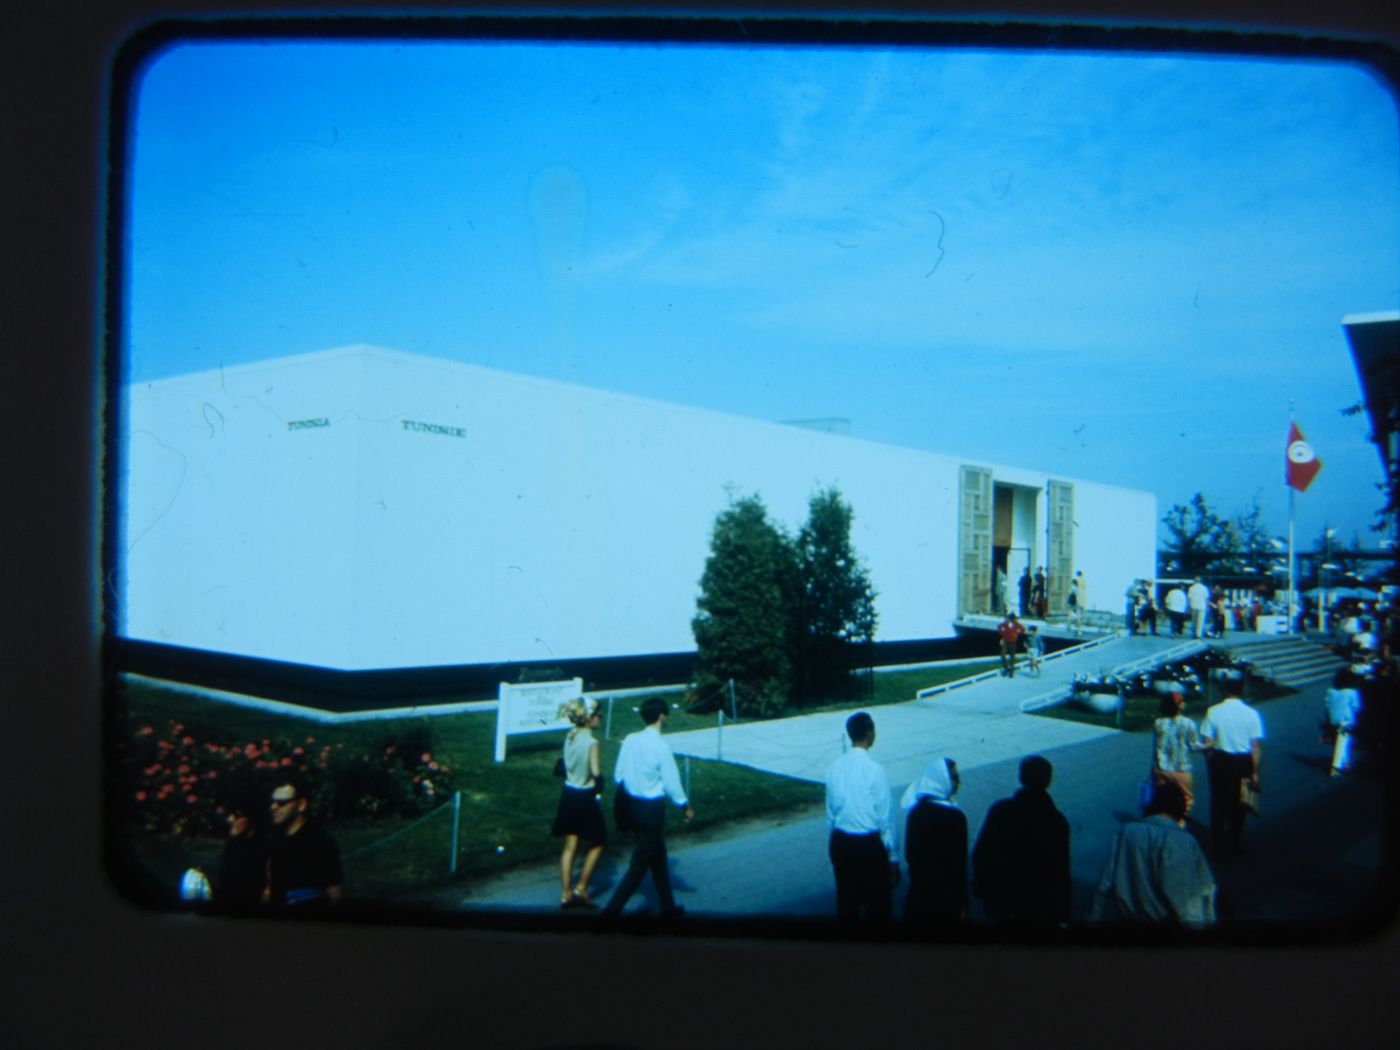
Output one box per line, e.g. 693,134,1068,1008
900,757,959,811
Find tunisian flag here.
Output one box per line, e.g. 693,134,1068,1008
1286,421,1322,492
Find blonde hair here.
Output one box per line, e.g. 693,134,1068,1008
558,697,598,728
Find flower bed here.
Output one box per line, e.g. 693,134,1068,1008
116,717,455,836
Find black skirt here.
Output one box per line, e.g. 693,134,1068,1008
551,784,607,844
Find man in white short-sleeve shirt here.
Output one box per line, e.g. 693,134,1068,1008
1199,672,1264,861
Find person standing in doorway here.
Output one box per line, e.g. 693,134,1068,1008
1018,567,1033,618
825,712,899,925
1032,567,1047,619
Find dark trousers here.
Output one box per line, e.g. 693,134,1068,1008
603,796,675,916
1207,750,1254,859
829,830,891,923
999,640,1018,676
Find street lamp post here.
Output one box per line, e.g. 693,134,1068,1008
1317,527,1336,633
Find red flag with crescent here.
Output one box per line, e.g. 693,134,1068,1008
1286,421,1322,492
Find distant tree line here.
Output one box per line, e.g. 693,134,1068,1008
691,488,877,718
1157,491,1379,581
1157,492,1273,578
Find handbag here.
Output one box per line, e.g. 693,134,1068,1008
1239,779,1260,816
1137,777,1156,815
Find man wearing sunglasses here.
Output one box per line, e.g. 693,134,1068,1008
267,778,343,910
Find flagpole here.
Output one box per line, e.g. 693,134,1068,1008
1288,485,1296,634
1287,402,1296,635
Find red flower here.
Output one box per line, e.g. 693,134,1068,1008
181,736,194,746
177,765,190,775
134,791,147,801
138,726,154,736
280,757,293,767
292,747,304,756
186,795,198,804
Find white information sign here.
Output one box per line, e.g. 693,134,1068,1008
494,678,582,762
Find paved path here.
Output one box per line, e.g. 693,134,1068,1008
661,631,1202,787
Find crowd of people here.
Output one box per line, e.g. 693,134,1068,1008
821,671,1264,931
180,602,1392,927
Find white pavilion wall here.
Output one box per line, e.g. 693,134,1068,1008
122,354,364,667
1069,478,1158,612
344,348,964,668
123,345,1156,671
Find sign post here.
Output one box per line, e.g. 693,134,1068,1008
494,678,583,762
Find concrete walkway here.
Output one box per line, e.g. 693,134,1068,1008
664,631,1211,788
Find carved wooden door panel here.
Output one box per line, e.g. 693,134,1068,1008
959,465,993,617
1047,479,1074,615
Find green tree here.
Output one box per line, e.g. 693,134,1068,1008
691,495,797,717
1159,492,1239,577
792,488,878,703
1230,498,1274,574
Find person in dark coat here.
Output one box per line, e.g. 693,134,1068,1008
216,784,269,909
902,758,968,925
971,755,1071,926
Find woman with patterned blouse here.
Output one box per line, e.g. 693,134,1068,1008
1152,684,1203,815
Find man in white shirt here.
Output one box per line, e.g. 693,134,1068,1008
1164,586,1188,636
601,696,693,920
1187,578,1210,639
824,711,899,924
1199,672,1264,861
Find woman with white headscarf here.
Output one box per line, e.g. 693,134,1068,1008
901,757,968,924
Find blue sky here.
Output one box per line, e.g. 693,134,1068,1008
123,36,1399,551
